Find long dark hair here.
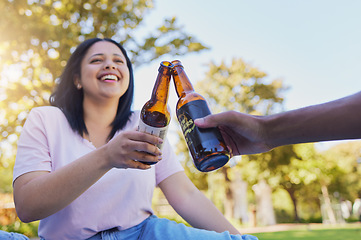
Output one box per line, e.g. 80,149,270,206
50,38,134,141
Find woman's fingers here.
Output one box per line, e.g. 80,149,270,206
125,131,162,156
107,130,163,169
129,130,163,146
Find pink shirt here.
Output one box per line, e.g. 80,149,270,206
13,106,184,240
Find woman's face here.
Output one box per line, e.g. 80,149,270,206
76,41,130,103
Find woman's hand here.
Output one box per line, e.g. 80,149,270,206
104,130,163,170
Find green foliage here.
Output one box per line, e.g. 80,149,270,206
0,158,14,193
322,141,361,200
0,220,39,238
272,188,294,223
196,58,287,115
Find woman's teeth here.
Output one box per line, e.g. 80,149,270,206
100,74,118,82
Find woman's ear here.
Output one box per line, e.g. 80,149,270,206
74,75,82,90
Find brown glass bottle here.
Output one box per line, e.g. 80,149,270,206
137,61,172,164
171,60,230,172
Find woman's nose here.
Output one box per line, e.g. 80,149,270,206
104,61,116,69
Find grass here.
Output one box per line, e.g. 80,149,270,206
252,228,361,240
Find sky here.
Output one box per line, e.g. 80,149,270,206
132,0,361,148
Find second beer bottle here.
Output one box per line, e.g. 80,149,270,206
137,61,172,165
171,60,230,172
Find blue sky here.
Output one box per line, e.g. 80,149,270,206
133,0,361,148
134,0,361,110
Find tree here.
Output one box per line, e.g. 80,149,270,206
268,141,361,223
323,141,361,201
0,0,208,193
266,144,319,222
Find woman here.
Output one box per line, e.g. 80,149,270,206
13,38,257,240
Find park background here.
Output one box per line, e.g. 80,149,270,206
0,0,361,238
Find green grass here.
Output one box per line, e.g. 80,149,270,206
252,228,361,240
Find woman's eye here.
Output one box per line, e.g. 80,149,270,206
115,59,124,64
90,59,102,63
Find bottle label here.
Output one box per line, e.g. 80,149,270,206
176,100,225,156
137,118,168,149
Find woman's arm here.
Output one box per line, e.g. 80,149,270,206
158,171,240,235
13,130,162,223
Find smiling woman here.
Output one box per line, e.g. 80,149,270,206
49,38,134,142
74,41,130,123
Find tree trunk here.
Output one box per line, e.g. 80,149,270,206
222,167,234,219
231,171,249,224
321,184,337,224
253,179,276,225
285,187,300,222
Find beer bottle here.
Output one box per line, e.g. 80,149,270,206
137,61,172,164
171,60,230,172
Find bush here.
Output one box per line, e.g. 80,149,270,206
274,208,294,223
0,220,39,238
299,215,323,223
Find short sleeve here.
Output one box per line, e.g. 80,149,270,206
154,138,184,185
13,108,52,182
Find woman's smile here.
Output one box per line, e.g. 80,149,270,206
99,74,119,82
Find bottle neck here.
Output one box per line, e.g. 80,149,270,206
150,62,172,105
172,61,195,98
